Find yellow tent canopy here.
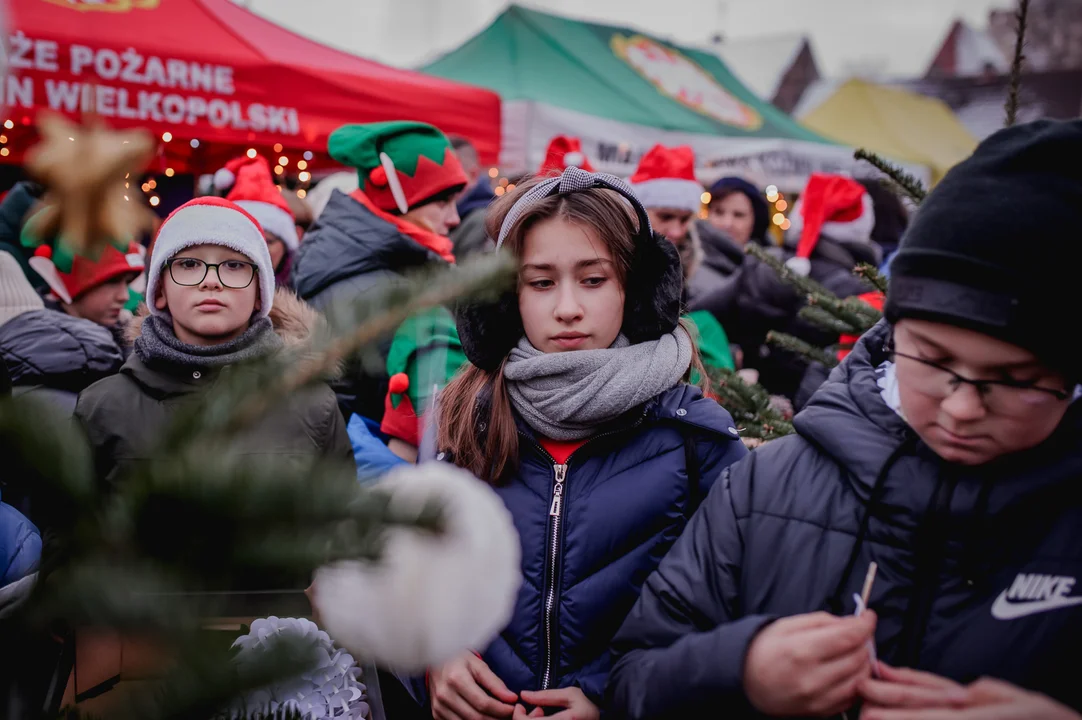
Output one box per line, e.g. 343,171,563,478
798,78,977,183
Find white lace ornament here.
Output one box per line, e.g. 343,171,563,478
224,616,369,720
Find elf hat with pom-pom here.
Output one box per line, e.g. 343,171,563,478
329,121,468,215
538,135,595,176
628,144,703,213
20,208,145,305
785,173,875,277
146,197,276,320
213,154,299,251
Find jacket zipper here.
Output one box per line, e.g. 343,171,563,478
525,410,648,691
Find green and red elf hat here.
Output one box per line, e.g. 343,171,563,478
328,121,469,216
380,307,468,447
21,208,145,304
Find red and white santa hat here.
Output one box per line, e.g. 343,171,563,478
538,135,595,176
146,197,276,320
785,173,875,276
213,155,299,251
628,144,703,214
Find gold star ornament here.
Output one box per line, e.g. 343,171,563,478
24,112,157,254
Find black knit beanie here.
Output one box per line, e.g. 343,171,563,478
885,119,1082,377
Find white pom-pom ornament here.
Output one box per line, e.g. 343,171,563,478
213,167,236,191
785,256,812,277
313,463,521,672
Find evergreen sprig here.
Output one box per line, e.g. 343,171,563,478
767,331,840,369
744,242,833,298
854,149,927,203
854,263,889,294
710,368,795,440
1005,0,1031,127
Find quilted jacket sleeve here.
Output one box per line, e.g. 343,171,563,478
606,452,774,719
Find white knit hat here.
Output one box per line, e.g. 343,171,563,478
0,251,44,326
146,197,276,320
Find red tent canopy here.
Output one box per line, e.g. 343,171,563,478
0,0,501,173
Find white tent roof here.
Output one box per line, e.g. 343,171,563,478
710,34,809,100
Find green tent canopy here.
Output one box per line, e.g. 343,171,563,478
424,6,922,190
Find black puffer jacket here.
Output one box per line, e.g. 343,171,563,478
684,221,745,325
0,309,123,413
729,234,878,397
292,189,451,420
608,320,1082,718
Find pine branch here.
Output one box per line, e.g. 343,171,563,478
1005,0,1030,127
709,368,795,440
799,305,859,335
160,252,515,451
854,263,888,294
807,293,881,333
745,242,833,298
854,149,927,203
767,331,840,368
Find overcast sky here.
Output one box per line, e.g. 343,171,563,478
247,0,1015,78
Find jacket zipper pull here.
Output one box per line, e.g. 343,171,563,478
549,463,567,517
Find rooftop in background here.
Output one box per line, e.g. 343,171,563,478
925,19,1009,78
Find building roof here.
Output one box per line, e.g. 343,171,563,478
710,34,811,100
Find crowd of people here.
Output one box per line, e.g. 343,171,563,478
1,114,1080,720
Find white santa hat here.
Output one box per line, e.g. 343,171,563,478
628,144,704,214
784,173,875,276
146,197,276,320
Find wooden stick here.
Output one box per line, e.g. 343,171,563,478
861,562,878,607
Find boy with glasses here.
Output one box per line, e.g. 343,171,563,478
75,198,350,489
608,119,1082,719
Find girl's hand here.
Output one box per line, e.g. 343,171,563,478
743,610,877,717
429,652,518,720
518,688,600,720
861,674,1080,720
859,662,969,711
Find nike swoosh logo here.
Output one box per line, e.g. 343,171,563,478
991,591,1082,620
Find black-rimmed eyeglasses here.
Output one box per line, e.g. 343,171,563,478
166,258,257,289
885,337,1070,413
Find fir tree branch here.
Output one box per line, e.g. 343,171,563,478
744,242,833,298
854,149,927,203
854,263,888,294
767,331,840,368
799,305,859,335
1005,0,1030,127
708,368,795,440
160,252,515,450
807,293,881,333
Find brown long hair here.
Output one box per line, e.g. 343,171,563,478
438,175,706,484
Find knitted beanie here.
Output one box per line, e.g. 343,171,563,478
146,198,276,320
328,121,468,214
0,251,44,326
885,119,1082,377
629,145,703,213
215,154,299,251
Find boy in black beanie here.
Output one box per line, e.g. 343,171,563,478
607,119,1082,720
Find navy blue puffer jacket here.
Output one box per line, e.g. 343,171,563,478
608,321,1082,718
437,384,746,704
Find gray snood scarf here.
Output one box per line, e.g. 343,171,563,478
134,315,283,370
503,327,693,440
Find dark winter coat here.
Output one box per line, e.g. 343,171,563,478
728,234,878,397
608,321,1082,718
684,221,745,327
451,180,497,261
74,291,352,489
0,309,124,414
0,488,40,588
291,189,452,420
423,385,747,706
0,182,46,291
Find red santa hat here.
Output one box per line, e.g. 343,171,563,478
785,173,875,276
213,155,299,251
538,136,594,176
146,197,276,321
628,145,703,214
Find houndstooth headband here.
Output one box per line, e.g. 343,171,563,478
495,166,654,250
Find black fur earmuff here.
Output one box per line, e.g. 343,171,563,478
457,167,683,372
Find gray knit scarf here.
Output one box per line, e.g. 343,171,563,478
134,315,283,369
503,327,693,440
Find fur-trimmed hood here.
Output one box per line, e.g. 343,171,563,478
125,287,325,350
